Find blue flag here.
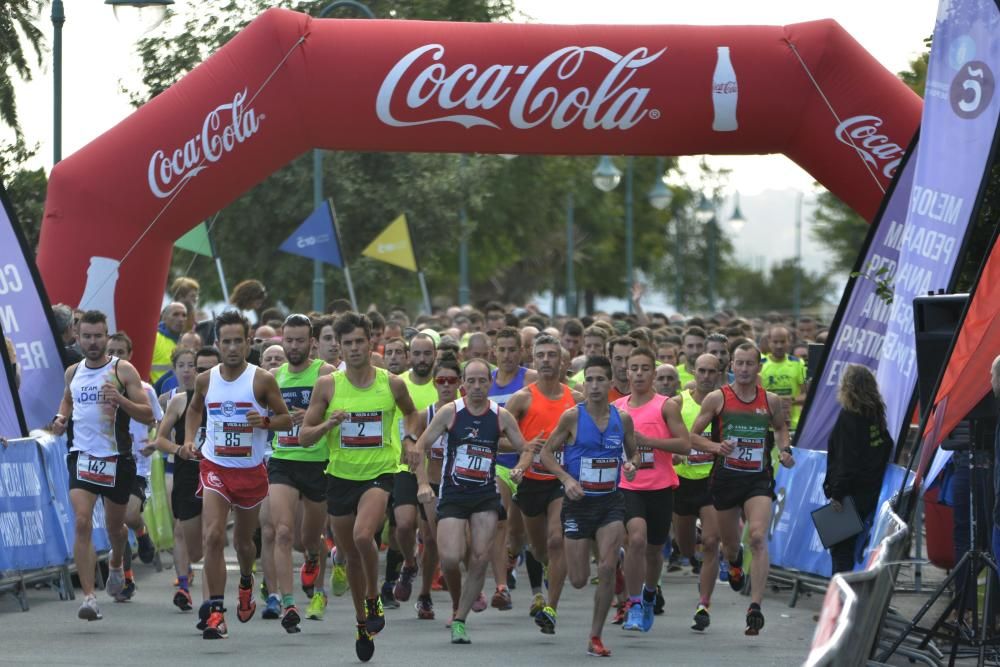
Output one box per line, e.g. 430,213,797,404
279,202,344,268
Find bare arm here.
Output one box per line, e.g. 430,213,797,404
51,365,76,435
249,369,292,431
110,361,153,423
768,391,794,468
541,409,583,498
691,390,732,456
389,374,421,446
182,373,208,454
154,393,187,457
415,403,455,493
298,376,339,447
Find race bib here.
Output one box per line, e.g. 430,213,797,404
687,448,714,466
723,439,765,473
339,412,383,449
276,424,301,448
637,446,655,470
580,457,619,494
454,444,495,485
214,421,253,458
77,453,118,487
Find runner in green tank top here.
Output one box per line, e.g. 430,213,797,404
671,353,726,632
264,314,336,629
299,312,419,662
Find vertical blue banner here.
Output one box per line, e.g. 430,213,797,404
877,0,1000,435
0,185,67,432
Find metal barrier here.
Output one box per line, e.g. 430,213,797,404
804,575,859,666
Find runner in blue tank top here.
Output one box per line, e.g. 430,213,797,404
412,359,530,646
540,355,640,658
486,326,538,609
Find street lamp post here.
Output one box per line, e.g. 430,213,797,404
695,193,717,313
592,156,637,312
52,1,174,165
566,191,576,316
311,1,375,312
647,158,677,311
458,154,470,305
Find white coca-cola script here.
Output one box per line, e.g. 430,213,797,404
834,115,904,180
376,44,666,131
148,89,263,199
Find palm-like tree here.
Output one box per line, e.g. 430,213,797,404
0,1,45,139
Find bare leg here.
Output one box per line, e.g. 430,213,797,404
103,498,129,570
233,504,263,578
70,490,99,596
418,506,439,598
592,522,625,639
436,517,467,613
259,498,277,596
623,517,648,598
744,496,772,606
544,498,567,608
201,491,232,598
456,512,499,621
698,506,720,604
268,484,299,599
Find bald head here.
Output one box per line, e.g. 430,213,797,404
694,352,723,392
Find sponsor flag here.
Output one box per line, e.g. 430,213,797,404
279,202,344,268
362,214,418,272
0,183,68,433
174,221,214,257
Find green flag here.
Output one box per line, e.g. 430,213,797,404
174,222,213,257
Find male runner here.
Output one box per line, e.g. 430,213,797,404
299,311,419,662
315,317,344,370
541,355,640,657
508,334,583,634
677,327,707,387
672,353,726,631
488,326,538,609
383,337,409,375
607,336,637,402
106,332,162,598
691,342,795,636
568,325,608,389
759,326,807,434
266,314,336,629
653,364,680,398
614,347,692,633
413,359,529,644
155,346,219,612
389,333,438,605
52,310,152,621
705,332,733,384
180,311,292,639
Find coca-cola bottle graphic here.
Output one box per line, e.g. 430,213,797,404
78,256,120,333
712,46,738,132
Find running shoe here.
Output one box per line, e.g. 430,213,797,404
300,557,320,598
535,605,557,635
654,585,665,616
728,548,746,593
491,586,512,610
78,594,102,621
641,597,655,632
356,624,375,662
137,532,156,564
471,591,488,613
433,568,447,591
281,605,302,633
106,567,125,599
692,604,711,632
380,581,400,609
237,575,257,623
306,591,327,620
690,556,702,575
587,636,611,657
623,600,644,632
611,601,626,625
203,607,228,639
415,594,435,620
745,603,765,636
451,619,471,644
173,587,193,612
529,593,546,618
262,594,281,619
666,550,683,572
393,564,418,602
116,578,136,602
331,563,348,597
365,596,386,635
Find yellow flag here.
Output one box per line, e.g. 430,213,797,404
362,214,417,272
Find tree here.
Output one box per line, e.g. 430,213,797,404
0,0,44,139
722,258,833,315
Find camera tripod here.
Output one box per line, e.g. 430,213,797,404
879,436,1000,667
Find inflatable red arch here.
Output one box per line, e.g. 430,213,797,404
37,8,921,376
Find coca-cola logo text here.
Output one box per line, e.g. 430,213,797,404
713,81,737,94
376,44,666,131
148,88,264,199
834,115,903,179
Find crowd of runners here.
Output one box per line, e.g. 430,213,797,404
49,281,820,660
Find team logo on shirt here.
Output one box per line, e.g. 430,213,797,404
206,472,223,488
222,401,236,417
464,426,480,439
302,390,311,404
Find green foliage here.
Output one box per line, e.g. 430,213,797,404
0,0,44,138
0,138,46,250
722,258,833,314
810,190,869,273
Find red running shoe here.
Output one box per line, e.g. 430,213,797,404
237,576,256,623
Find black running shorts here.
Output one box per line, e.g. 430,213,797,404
326,473,394,517
673,476,713,517
710,473,775,512
561,491,625,540
267,457,328,503
514,477,563,518
621,486,675,546
67,450,135,506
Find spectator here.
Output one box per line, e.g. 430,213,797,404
169,277,200,333
4,337,20,389
52,303,83,365
823,365,892,573
151,302,187,383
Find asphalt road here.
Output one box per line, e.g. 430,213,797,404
0,547,822,665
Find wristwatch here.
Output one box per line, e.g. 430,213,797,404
262,416,272,429
403,434,418,444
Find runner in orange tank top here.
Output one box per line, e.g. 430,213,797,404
507,334,582,635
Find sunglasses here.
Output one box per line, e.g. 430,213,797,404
434,376,460,386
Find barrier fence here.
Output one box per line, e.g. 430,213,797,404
0,431,172,611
